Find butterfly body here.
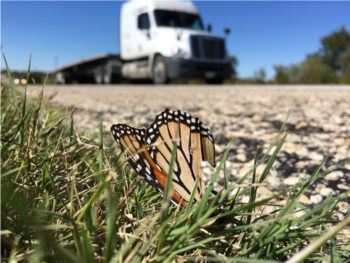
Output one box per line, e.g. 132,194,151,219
111,109,215,207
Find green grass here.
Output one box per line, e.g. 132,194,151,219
1,68,349,262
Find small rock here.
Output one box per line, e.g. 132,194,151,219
257,186,273,197
294,210,306,218
337,202,350,214
310,194,323,204
236,153,247,162
299,194,310,205
241,195,250,203
203,167,212,176
267,173,281,188
325,171,343,181
284,176,300,186
295,121,309,130
337,184,350,191
308,152,324,162
320,187,334,197
333,212,345,220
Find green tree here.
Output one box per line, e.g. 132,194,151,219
273,27,350,84
274,65,289,84
340,49,350,83
299,55,337,84
320,27,350,72
253,67,266,84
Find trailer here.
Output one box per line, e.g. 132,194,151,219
54,54,122,84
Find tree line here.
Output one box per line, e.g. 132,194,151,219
273,27,350,84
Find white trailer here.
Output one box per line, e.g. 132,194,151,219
120,0,232,84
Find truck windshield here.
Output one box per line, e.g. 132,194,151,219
154,9,204,30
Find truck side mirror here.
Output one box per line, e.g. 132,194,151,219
207,23,212,32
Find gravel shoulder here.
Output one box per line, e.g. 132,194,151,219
28,84,350,216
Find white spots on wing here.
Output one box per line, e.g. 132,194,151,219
191,117,196,123
147,138,151,144
145,166,151,174
136,164,142,172
149,128,153,133
153,123,157,129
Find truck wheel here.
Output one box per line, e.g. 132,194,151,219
152,56,168,84
205,78,224,85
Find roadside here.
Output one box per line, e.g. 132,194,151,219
28,84,350,215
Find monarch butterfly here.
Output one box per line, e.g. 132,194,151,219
111,109,215,207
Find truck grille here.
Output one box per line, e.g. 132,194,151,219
190,36,226,60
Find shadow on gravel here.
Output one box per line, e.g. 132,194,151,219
268,120,327,135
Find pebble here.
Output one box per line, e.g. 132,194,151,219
257,186,273,197
320,187,334,197
284,176,300,186
266,172,281,188
337,184,350,191
325,171,343,181
236,153,247,162
337,202,350,214
295,121,309,130
310,194,323,204
299,194,310,205
308,152,324,162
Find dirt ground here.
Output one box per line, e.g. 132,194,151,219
28,84,350,214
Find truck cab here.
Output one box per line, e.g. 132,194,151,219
120,0,232,84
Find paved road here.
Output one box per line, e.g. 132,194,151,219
28,84,350,214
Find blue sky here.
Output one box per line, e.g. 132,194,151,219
2,1,350,78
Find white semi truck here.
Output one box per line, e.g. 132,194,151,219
120,0,232,84
55,0,232,84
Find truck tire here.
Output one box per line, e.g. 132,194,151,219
152,56,168,84
205,78,224,85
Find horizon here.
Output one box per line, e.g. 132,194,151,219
1,1,350,79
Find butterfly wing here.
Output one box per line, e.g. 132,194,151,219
110,124,161,191
111,123,187,206
199,122,216,167
146,109,215,205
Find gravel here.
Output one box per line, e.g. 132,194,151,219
28,84,350,212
